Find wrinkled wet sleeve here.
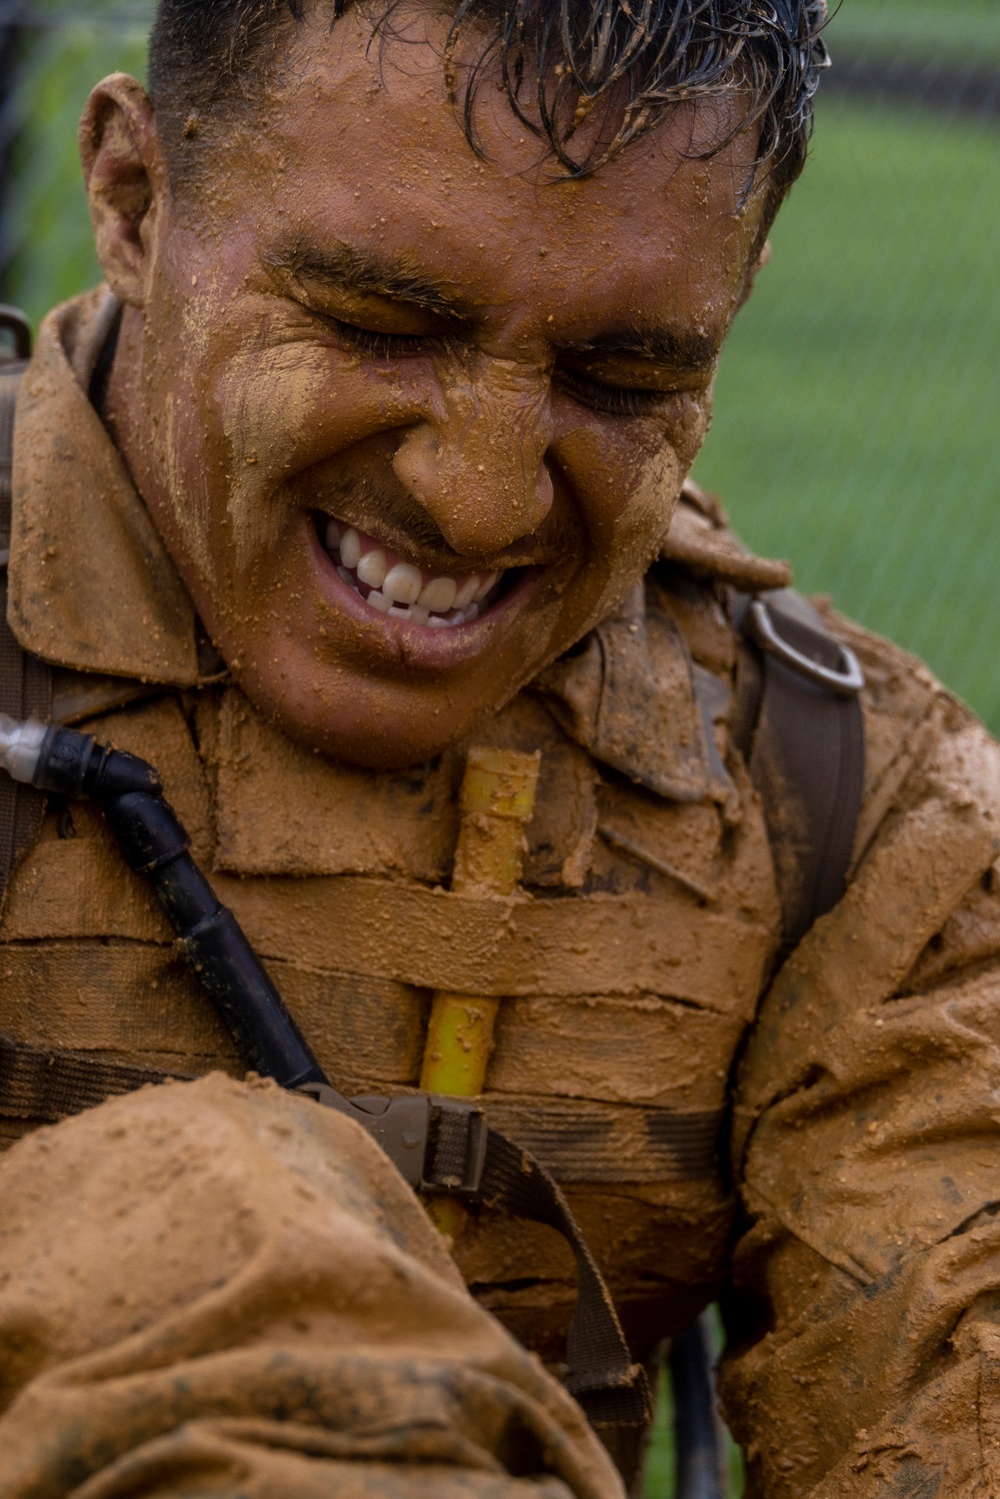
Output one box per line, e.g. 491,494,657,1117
0,1072,623,1499
722,703,1000,1498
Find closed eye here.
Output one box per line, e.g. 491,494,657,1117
554,365,674,418
329,319,443,357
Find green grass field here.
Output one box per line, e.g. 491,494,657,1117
646,1369,682,1499
695,92,1000,735
829,0,1000,66
6,5,150,320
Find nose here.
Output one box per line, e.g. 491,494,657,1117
392,352,554,558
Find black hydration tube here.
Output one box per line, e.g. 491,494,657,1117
0,711,475,1195
0,714,328,1091
669,1317,727,1499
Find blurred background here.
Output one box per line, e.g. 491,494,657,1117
0,2,998,1494
700,0,1000,737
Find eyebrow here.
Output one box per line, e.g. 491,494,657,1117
560,327,723,373
268,240,461,319
270,240,723,370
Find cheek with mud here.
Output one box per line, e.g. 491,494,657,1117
595,443,685,615
557,399,704,641
220,350,321,580
177,337,336,614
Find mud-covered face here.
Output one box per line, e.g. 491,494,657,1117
102,10,766,768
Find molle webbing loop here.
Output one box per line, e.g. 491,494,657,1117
734,588,865,950
0,351,51,899
0,308,31,365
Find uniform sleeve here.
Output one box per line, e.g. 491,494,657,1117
722,698,1000,1498
0,1072,623,1499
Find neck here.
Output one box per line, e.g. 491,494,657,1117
99,304,143,461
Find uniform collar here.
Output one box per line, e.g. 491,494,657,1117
8,287,200,686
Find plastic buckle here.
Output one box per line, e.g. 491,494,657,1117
298,1083,433,1189
427,1096,489,1197
748,598,865,698
297,1083,488,1197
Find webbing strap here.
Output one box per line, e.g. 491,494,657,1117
0,1033,651,1428
667,589,867,1499
433,1109,649,1424
735,589,866,949
0,1033,182,1121
0,360,51,904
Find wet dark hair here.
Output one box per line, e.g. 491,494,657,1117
148,0,829,199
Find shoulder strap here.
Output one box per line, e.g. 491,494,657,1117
666,589,866,1499
0,340,52,905
733,588,866,950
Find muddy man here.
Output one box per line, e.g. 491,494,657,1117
0,2,998,1495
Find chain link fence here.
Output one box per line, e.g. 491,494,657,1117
0,5,999,1496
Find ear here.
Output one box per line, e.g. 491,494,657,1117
737,238,772,310
79,74,167,309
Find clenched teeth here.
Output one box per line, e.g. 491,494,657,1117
382,561,423,606
321,518,504,627
417,575,456,613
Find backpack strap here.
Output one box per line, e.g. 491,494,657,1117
733,587,866,949
0,328,52,906
667,587,867,1499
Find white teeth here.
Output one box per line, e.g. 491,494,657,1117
382,562,423,606
340,528,362,569
418,575,457,614
452,577,479,611
328,520,504,626
473,571,499,603
356,549,387,588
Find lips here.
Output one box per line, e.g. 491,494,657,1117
318,516,507,628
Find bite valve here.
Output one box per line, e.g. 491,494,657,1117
0,714,48,785
0,713,161,801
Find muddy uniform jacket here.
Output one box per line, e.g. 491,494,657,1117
2,290,1000,1499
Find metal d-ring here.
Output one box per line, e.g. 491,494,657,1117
748,598,865,697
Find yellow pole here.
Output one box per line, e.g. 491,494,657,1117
420,745,540,1238
420,745,540,1096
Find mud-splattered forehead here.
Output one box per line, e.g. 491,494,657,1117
147,0,829,196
